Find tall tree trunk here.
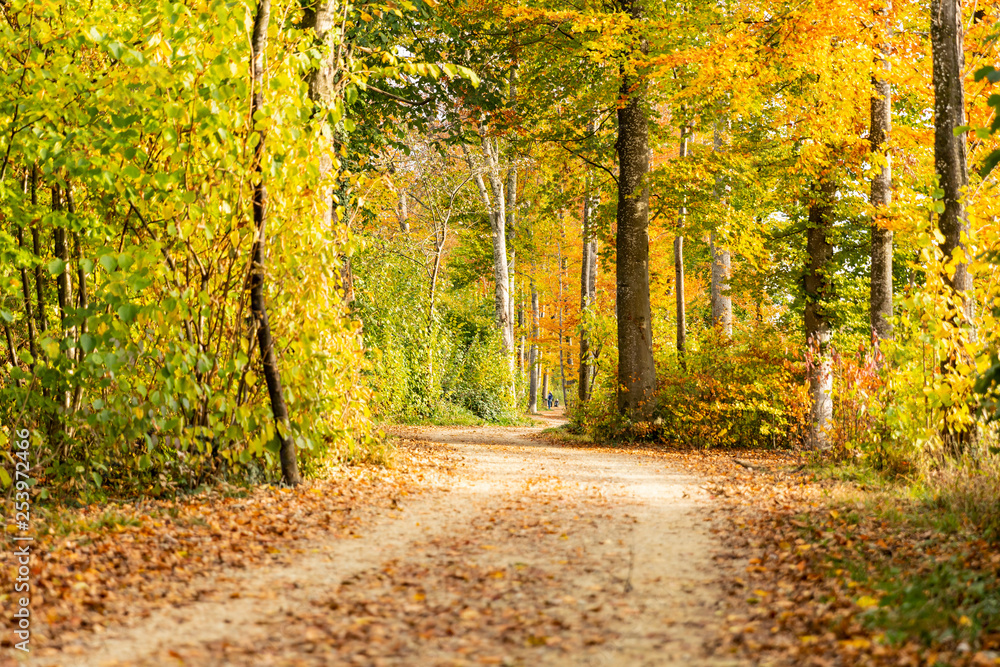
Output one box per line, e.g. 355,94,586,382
709,235,732,335
30,165,46,336
68,187,88,412
250,0,301,486
398,191,409,234
528,270,539,413
506,163,517,355
464,141,516,400
675,128,689,364
870,3,894,341
505,69,518,355
558,230,568,408
932,0,975,452
16,224,37,365
615,0,656,418
805,180,836,449
302,0,344,231
579,189,595,403
53,186,74,349
710,124,733,337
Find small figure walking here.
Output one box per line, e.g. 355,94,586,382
547,392,554,409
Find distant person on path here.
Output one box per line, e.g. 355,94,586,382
547,392,553,409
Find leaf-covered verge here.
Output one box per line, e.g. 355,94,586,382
532,430,1000,666
0,440,458,653
708,453,1000,667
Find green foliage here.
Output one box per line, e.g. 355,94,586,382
864,561,1000,646
0,0,377,499
574,323,808,448
353,244,518,424
443,332,519,423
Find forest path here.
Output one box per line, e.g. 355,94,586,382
26,414,741,667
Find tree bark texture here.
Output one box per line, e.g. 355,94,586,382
615,0,656,418
464,141,516,397
30,165,46,336
932,0,972,307
300,0,345,233
528,272,539,413
578,188,598,403
805,180,836,450
870,4,894,341
932,0,976,453
710,234,732,336
675,129,689,363
250,0,301,486
16,221,37,364
710,124,732,337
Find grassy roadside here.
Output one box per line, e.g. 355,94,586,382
711,454,1000,666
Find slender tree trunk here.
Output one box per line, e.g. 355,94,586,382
249,0,301,486
558,231,568,408
398,191,410,234
710,236,732,335
506,163,517,353
3,324,15,372
674,236,685,361
805,180,836,449
30,166,46,336
710,124,733,337
68,187,88,412
53,187,75,375
463,142,516,399
615,0,656,418
68,188,88,329
579,191,594,403
505,69,519,359
870,3,894,341
932,0,975,453
16,224,37,365
528,269,539,412
675,128,689,364
426,228,446,394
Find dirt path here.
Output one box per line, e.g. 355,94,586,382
22,415,742,666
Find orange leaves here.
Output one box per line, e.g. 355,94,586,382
0,443,446,651
710,455,1000,666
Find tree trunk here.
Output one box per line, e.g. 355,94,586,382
301,0,344,232
528,271,539,413
710,235,732,336
53,186,74,354
805,180,836,450
506,163,517,354
16,223,37,365
675,129,689,364
250,0,301,486
579,190,594,403
870,3,894,341
68,186,87,412
710,124,733,337
615,0,656,418
30,165,46,336
558,231,568,408
463,142,516,399
398,191,409,234
932,0,975,452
